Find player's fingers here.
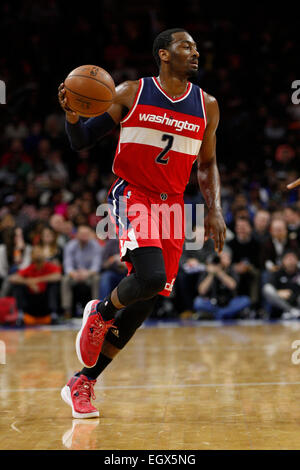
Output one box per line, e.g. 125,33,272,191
218,230,225,253
59,90,66,102
215,230,221,253
63,99,76,115
61,95,72,112
209,226,218,252
204,220,210,241
218,224,226,253
219,225,227,253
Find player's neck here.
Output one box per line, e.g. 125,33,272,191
157,72,189,99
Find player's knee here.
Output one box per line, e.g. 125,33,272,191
117,270,167,305
140,270,167,298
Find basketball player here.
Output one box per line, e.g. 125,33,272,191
59,28,226,418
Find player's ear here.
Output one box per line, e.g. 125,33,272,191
158,48,170,64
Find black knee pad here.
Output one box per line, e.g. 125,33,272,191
137,270,167,299
117,269,166,304
117,247,167,305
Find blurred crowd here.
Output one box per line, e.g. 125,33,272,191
0,1,299,324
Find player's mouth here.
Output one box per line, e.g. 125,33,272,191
190,60,198,69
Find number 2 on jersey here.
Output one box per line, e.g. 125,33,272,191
155,134,174,165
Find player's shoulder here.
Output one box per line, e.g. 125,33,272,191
116,79,140,94
193,84,218,110
114,79,141,105
200,89,219,125
201,89,218,107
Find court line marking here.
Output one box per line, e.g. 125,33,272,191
1,380,300,394
6,344,290,351
1,318,300,333
11,421,21,433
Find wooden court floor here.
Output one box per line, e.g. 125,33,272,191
1,320,300,450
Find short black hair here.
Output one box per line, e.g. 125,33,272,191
152,28,187,68
282,249,299,259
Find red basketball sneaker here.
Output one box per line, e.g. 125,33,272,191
61,373,99,419
76,299,116,368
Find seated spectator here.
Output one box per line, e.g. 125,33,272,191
24,121,43,154
40,226,63,265
193,248,251,320
283,205,300,243
61,225,102,316
9,245,62,325
0,226,32,296
226,193,252,231
174,225,214,316
253,209,271,243
99,238,127,299
46,149,68,185
0,138,32,170
44,113,65,149
260,218,299,273
0,213,16,233
4,117,29,140
263,250,300,319
49,214,71,248
227,218,261,307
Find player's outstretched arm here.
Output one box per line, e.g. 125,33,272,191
197,93,226,253
58,80,139,151
287,178,300,189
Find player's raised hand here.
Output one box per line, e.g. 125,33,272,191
204,206,226,253
58,83,79,123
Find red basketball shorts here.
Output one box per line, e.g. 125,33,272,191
107,178,185,297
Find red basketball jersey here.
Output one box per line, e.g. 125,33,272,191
112,77,207,195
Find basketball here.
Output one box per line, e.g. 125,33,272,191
64,65,115,117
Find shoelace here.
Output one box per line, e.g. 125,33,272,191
76,379,96,403
88,314,117,346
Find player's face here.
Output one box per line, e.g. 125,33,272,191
166,31,199,78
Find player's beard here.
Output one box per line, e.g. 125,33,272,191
187,67,199,79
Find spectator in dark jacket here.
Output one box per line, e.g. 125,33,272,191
227,218,261,306
283,206,300,244
174,226,215,315
260,218,299,272
193,248,251,320
253,209,271,244
263,250,300,318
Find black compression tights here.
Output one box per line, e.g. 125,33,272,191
103,246,167,349
79,247,166,380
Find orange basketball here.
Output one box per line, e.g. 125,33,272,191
64,65,115,117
